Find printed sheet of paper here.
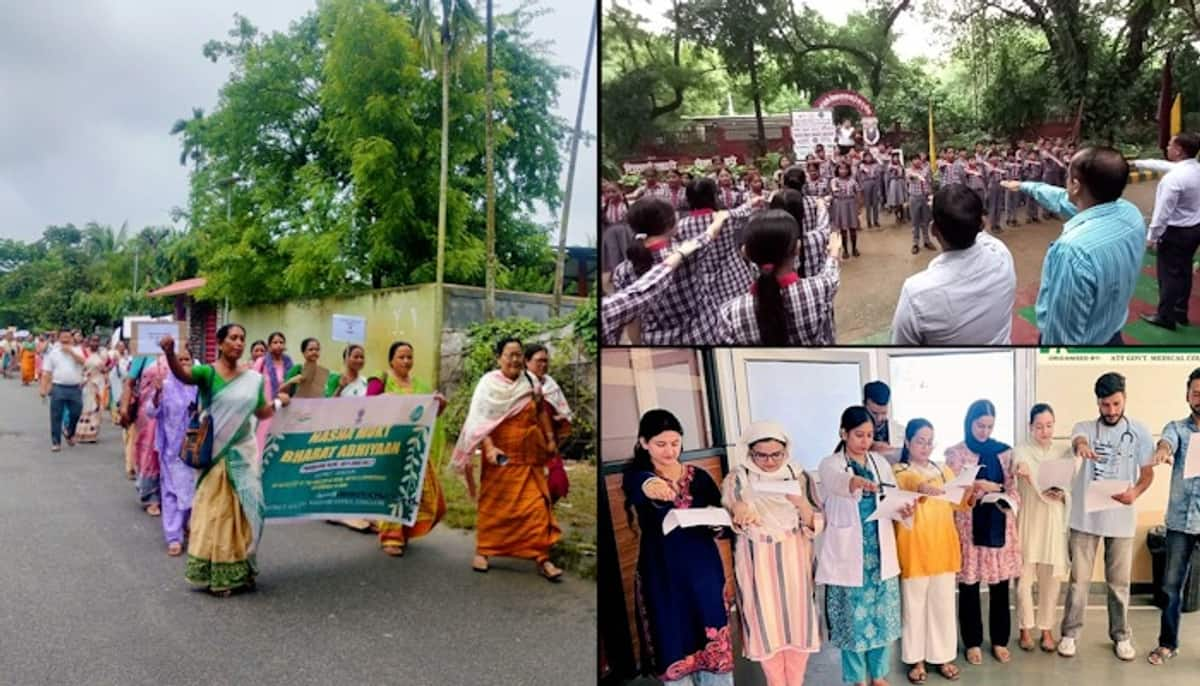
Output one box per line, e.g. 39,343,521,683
1085,480,1130,512
934,464,980,504
1036,458,1076,493
980,492,1019,515
866,487,921,524
754,480,803,496
663,507,733,536
1184,433,1200,479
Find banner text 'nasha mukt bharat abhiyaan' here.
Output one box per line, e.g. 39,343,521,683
261,395,438,526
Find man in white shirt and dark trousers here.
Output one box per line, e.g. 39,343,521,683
1134,133,1200,330
39,329,86,452
891,184,1016,344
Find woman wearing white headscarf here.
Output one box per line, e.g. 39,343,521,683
721,421,822,686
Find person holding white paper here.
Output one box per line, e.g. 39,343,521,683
1059,372,1154,662
721,421,821,686
945,399,1021,666
818,406,912,686
1013,403,1071,653
893,419,965,682
1146,367,1200,666
621,409,733,686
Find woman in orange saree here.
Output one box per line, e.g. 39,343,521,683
20,338,36,385
366,342,448,556
453,337,563,582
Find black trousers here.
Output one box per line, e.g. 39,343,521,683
1156,225,1200,325
959,581,1011,649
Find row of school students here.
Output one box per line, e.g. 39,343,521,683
622,372,1200,686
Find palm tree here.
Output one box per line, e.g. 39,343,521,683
411,0,479,380
169,107,207,171
553,4,597,314
484,0,496,320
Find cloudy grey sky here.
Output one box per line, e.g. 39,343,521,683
0,0,596,246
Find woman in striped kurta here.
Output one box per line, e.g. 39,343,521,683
722,422,821,686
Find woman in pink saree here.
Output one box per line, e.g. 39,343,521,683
251,332,293,455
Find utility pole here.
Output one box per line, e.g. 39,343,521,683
552,3,597,315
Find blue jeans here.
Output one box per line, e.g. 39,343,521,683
1158,529,1200,649
49,383,83,446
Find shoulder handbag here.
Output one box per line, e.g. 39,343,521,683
181,401,215,470
547,454,569,504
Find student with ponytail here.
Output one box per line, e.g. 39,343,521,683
601,213,726,344
770,187,831,278
611,196,725,344
715,210,842,345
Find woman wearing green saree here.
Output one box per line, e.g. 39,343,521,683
160,324,286,597
366,341,448,556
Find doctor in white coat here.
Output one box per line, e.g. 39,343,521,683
817,405,914,686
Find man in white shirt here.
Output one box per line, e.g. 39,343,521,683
1057,373,1155,662
891,184,1017,344
1133,133,1200,330
40,329,86,452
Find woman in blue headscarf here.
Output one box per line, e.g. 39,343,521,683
944,399,1023,668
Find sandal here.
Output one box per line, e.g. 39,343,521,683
1019,630,1035,651
472,555,489,573
936,663,960,681
382,542,405,557
146,503,161,517
1041,633,1057,653
992,646,1011,663
965,648,982,665
1148,646,1178,665
166,542,183,557
907,664,927,684
537,559,564,582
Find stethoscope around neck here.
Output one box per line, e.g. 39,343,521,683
1096,415,1135,454
841,448,896,498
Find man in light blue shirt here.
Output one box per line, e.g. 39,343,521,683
1146,367,1200,665
1058,372,1155,662
1002,147,1145,344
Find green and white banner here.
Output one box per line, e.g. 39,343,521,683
262,394,437,525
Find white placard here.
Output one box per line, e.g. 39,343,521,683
790,109,837,159
1184,433,1200,480
1084,480,1130,512
123,314,173,339
754,480,803,496
980,492,1019,515
331,314,366,345
662,507,733,535
1036,458,1076,493
130,321,186,357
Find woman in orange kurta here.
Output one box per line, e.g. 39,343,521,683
20,339,37,385
453,337,563,582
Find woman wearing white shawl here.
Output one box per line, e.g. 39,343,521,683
452,337,563,581
721,421,822,686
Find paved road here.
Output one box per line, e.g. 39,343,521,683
0,377,595,686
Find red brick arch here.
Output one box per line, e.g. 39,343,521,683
812,90,876,117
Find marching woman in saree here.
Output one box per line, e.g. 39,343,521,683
366,342,448,555
251,331,293,453
453,337,563,581
144,347,199,556
160,324,285,597
75,335,109,443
